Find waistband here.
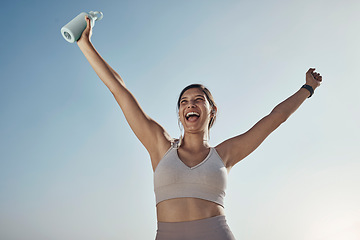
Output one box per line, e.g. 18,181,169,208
157,215,227,231
156,215,235,240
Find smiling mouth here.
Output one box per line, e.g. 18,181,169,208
185,112,200,122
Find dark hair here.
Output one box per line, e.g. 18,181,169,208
177,84,217,129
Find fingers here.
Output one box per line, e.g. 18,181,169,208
313,71,322,82
85,16,91,29
315,73,322,80
307,68,322,81
307,68,315,74
305,67,323,89
77,16,92,43
312,72,321,82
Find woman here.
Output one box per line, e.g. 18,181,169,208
77,16,322,240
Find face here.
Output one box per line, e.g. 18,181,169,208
178,88,214,133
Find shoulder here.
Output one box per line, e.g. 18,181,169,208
214,135,249,169
150,137,174,171
214,142,233,170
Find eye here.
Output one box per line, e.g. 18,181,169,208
180,100,188,104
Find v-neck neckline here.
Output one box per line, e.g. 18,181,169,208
175,148,213,170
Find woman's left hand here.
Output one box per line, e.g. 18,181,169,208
306,68,323,90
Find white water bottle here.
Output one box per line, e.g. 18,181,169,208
61,11,103,43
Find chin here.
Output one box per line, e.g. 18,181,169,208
184,125,207,134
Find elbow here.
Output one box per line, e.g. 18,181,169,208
270,110,289,124
109,80,126,96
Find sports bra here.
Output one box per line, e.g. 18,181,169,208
154,140,228,207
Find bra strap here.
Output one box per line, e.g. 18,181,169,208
171,139,180,149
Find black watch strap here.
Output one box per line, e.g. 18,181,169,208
301,84,314,98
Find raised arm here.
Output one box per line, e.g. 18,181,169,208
216,68,323,169
77,16,171,169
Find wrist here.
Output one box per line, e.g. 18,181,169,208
305,82,318,90
301,84,314,98
77,39,92,49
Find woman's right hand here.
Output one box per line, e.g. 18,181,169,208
77,16,92,46
75,16,172,170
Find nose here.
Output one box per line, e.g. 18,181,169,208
187,101,196,108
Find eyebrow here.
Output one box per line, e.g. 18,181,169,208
180,94,205,100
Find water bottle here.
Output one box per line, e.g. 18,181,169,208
61,11,103,43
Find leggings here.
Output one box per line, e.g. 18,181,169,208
155,215,236,240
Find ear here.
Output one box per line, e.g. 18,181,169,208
178,115,183,131
211,106,217,117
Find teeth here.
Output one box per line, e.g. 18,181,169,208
186,112,200,118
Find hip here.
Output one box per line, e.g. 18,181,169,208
155,215,236,240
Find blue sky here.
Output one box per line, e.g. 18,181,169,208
1,0,359,239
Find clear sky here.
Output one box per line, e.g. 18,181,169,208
1,0,359,239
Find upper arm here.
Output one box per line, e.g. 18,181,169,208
79,42,172,162
216,112,286,168
112,86,172,161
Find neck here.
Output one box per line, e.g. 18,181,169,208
180,131,210,151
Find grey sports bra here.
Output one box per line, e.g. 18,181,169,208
153,140,228,207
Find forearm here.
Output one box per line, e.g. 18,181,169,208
271,87,310,122
270,68,323,123
78,40,125,93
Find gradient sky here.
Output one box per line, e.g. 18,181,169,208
1,0,359,239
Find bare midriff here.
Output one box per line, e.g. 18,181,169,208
156,198,225,222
